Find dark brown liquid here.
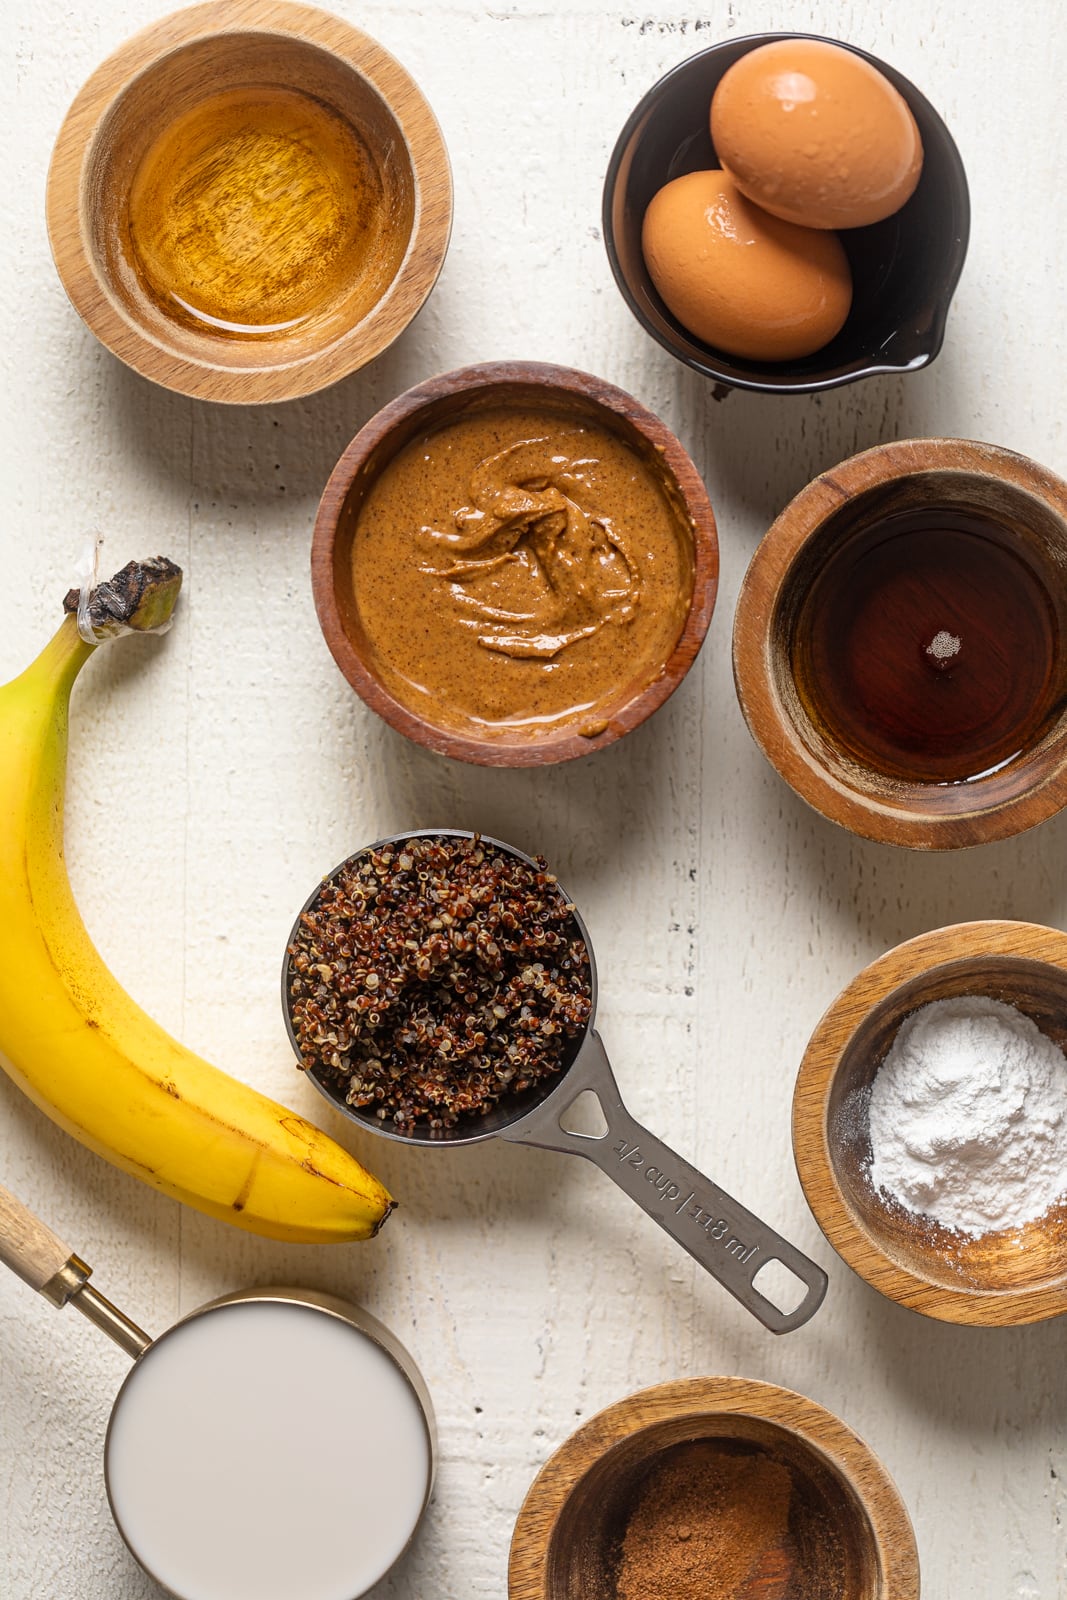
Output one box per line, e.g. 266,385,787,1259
792,510,1063,783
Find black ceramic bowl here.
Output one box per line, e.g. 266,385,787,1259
603,33,970,395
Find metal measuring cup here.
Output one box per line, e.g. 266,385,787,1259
283,831,828,1334
0,1182,435,1600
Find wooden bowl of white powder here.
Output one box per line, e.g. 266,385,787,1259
792,920,1067,1325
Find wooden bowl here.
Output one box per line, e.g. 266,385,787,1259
732,438,1067,848
45,0,452,403
508,1377,919,1600
311,361,718,767
793,920,1067,1326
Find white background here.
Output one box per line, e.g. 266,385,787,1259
1,2,1065,1596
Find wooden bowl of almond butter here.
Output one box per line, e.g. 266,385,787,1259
508,1377,919,1600
793,920,1067,1326
311,361,718,766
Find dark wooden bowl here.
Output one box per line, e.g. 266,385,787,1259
732,438,1067,848
793,920,1067,1325
311,361,719,766
46,0,452,402
508,1378,919,1600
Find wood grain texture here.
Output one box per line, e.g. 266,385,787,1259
2,4,1066,1599
733,438,1067,848
508,1377,920,1599
45,0,453,402
793,920,1067,1325
0,1183,74,1294
311,360,719,765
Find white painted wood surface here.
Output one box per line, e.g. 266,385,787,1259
1,2,1064,1596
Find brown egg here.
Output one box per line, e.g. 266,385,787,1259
640,170,852,362
710,39,923,229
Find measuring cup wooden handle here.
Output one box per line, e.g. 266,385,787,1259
501,1032,828,1334
0,1181,83,1300
0,1182,151,1356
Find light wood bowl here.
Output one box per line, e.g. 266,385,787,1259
732,438,1067,848
508,1377,919,1600
45,0,452,402
312,361,719,767
793,920,1067,1326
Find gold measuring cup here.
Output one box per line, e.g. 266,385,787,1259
284,830,828,1335
0,1182,435,1600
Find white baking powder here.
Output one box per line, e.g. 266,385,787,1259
867,995,1067,1236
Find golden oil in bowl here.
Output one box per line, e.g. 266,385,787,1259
121,85,400,338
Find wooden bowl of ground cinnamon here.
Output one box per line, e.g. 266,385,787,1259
508,1377,918,1600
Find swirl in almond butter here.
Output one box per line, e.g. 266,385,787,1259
351,406,694,741
416,435,642,659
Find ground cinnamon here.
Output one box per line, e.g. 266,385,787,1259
615,1440,795,1600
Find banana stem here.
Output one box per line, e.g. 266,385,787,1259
12,613,96,700
6,557,184,701
63,556,183,640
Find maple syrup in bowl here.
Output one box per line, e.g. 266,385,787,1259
792,508,1061,785
733,440,1067,847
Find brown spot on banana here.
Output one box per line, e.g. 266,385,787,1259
232,1152,262,1213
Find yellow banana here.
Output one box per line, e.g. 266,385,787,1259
0,562,392,1242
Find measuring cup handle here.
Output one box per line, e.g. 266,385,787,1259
503,1033,828,1334
0,1181,87,1302
0,1182,151,1356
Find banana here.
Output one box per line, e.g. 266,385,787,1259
0,561,393,1242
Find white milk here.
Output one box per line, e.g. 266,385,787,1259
105,1298,433,1600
